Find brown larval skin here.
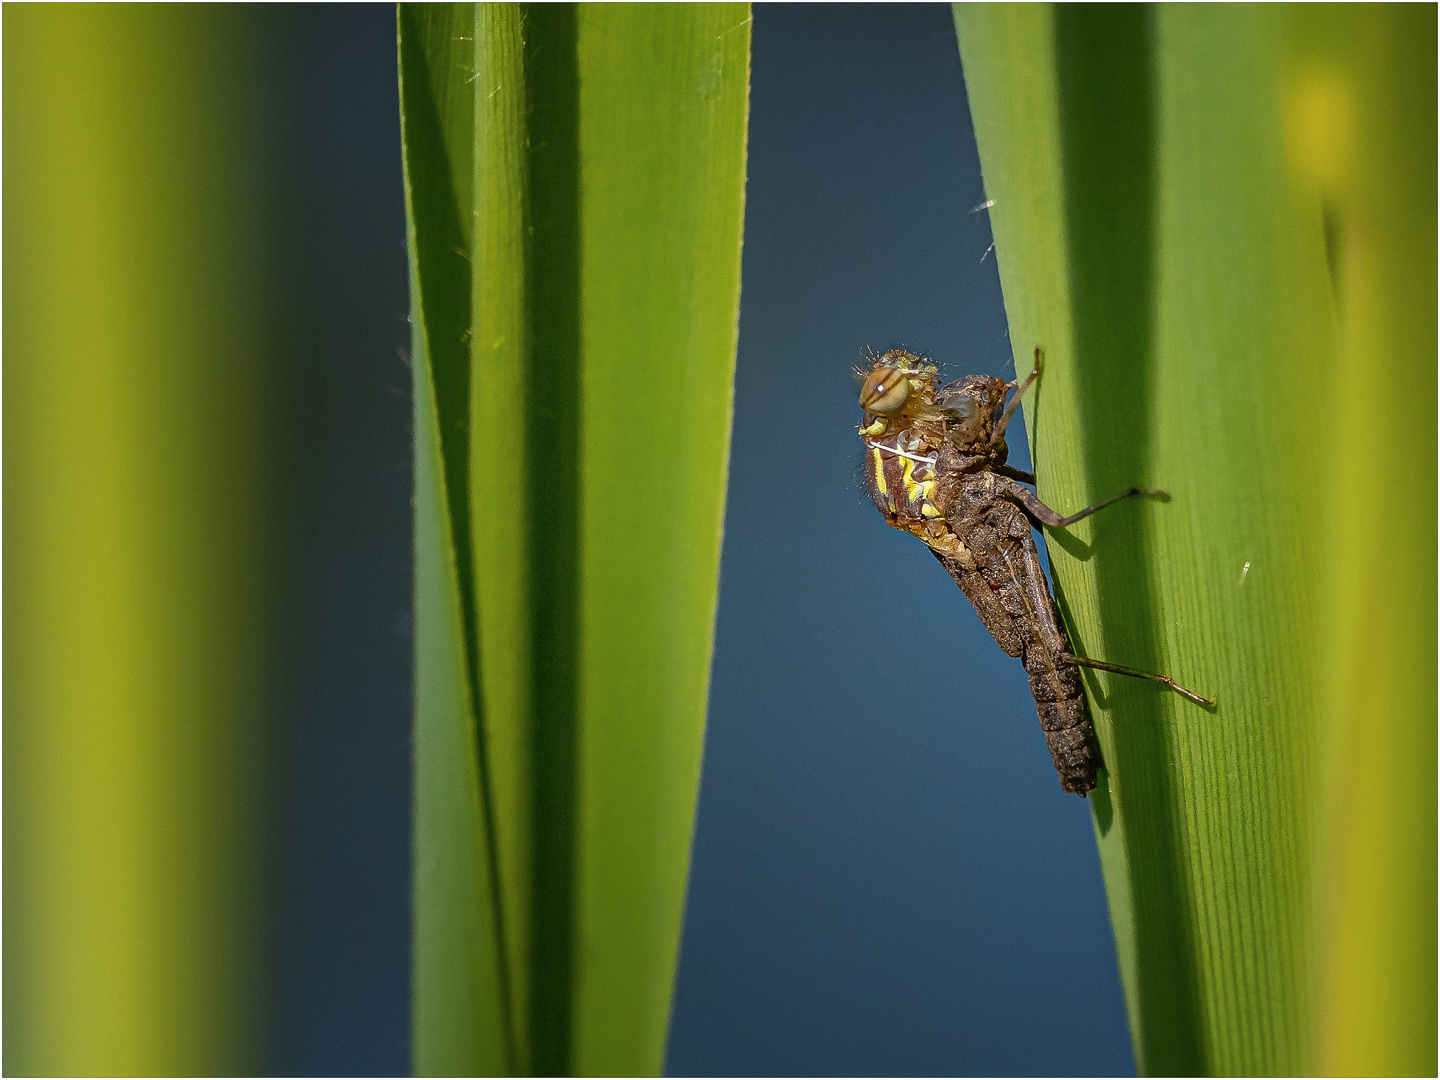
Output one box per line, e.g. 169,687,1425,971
858,350,1101,795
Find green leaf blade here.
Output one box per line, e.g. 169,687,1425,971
409,4,751,1074
571,7,751,1074
410,319,510,1077
956,4,1428,1077
401,5,508,1075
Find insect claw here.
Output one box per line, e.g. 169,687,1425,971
1169,683,1217,709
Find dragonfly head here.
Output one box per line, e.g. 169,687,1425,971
857,349,940,417
858,365,910,414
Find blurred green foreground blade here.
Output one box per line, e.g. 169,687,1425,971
401,4,751,1074
5,7,273,1075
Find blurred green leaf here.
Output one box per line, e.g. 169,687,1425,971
4,6,273,1074
955,4,1433,1074
401,4,751,1074
1289,8,1437,1075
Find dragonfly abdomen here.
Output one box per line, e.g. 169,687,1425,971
1025,652,1100,795
969,503,1103,796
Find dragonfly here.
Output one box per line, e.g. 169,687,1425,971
857,346,1212,795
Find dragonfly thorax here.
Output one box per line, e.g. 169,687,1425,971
933,374,1010,454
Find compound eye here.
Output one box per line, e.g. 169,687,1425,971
859,367,910,414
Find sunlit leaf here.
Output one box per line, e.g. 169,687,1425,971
955,5,1433,1073
402,4,750,1073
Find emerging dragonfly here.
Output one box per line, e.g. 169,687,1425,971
857,347,1211,795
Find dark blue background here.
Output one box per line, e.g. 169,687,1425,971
665,7,1131,1076
264,5,1133,1075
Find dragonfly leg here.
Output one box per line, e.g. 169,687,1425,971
991,346,1042,449
1064,654,1215,707
1002,477,1167,529
994,463,1036,485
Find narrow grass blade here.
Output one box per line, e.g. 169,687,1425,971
401,5,509,1075
952,5,1432,1073
410,308,510,1075
571,10,750,1072
405,4,751,1074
